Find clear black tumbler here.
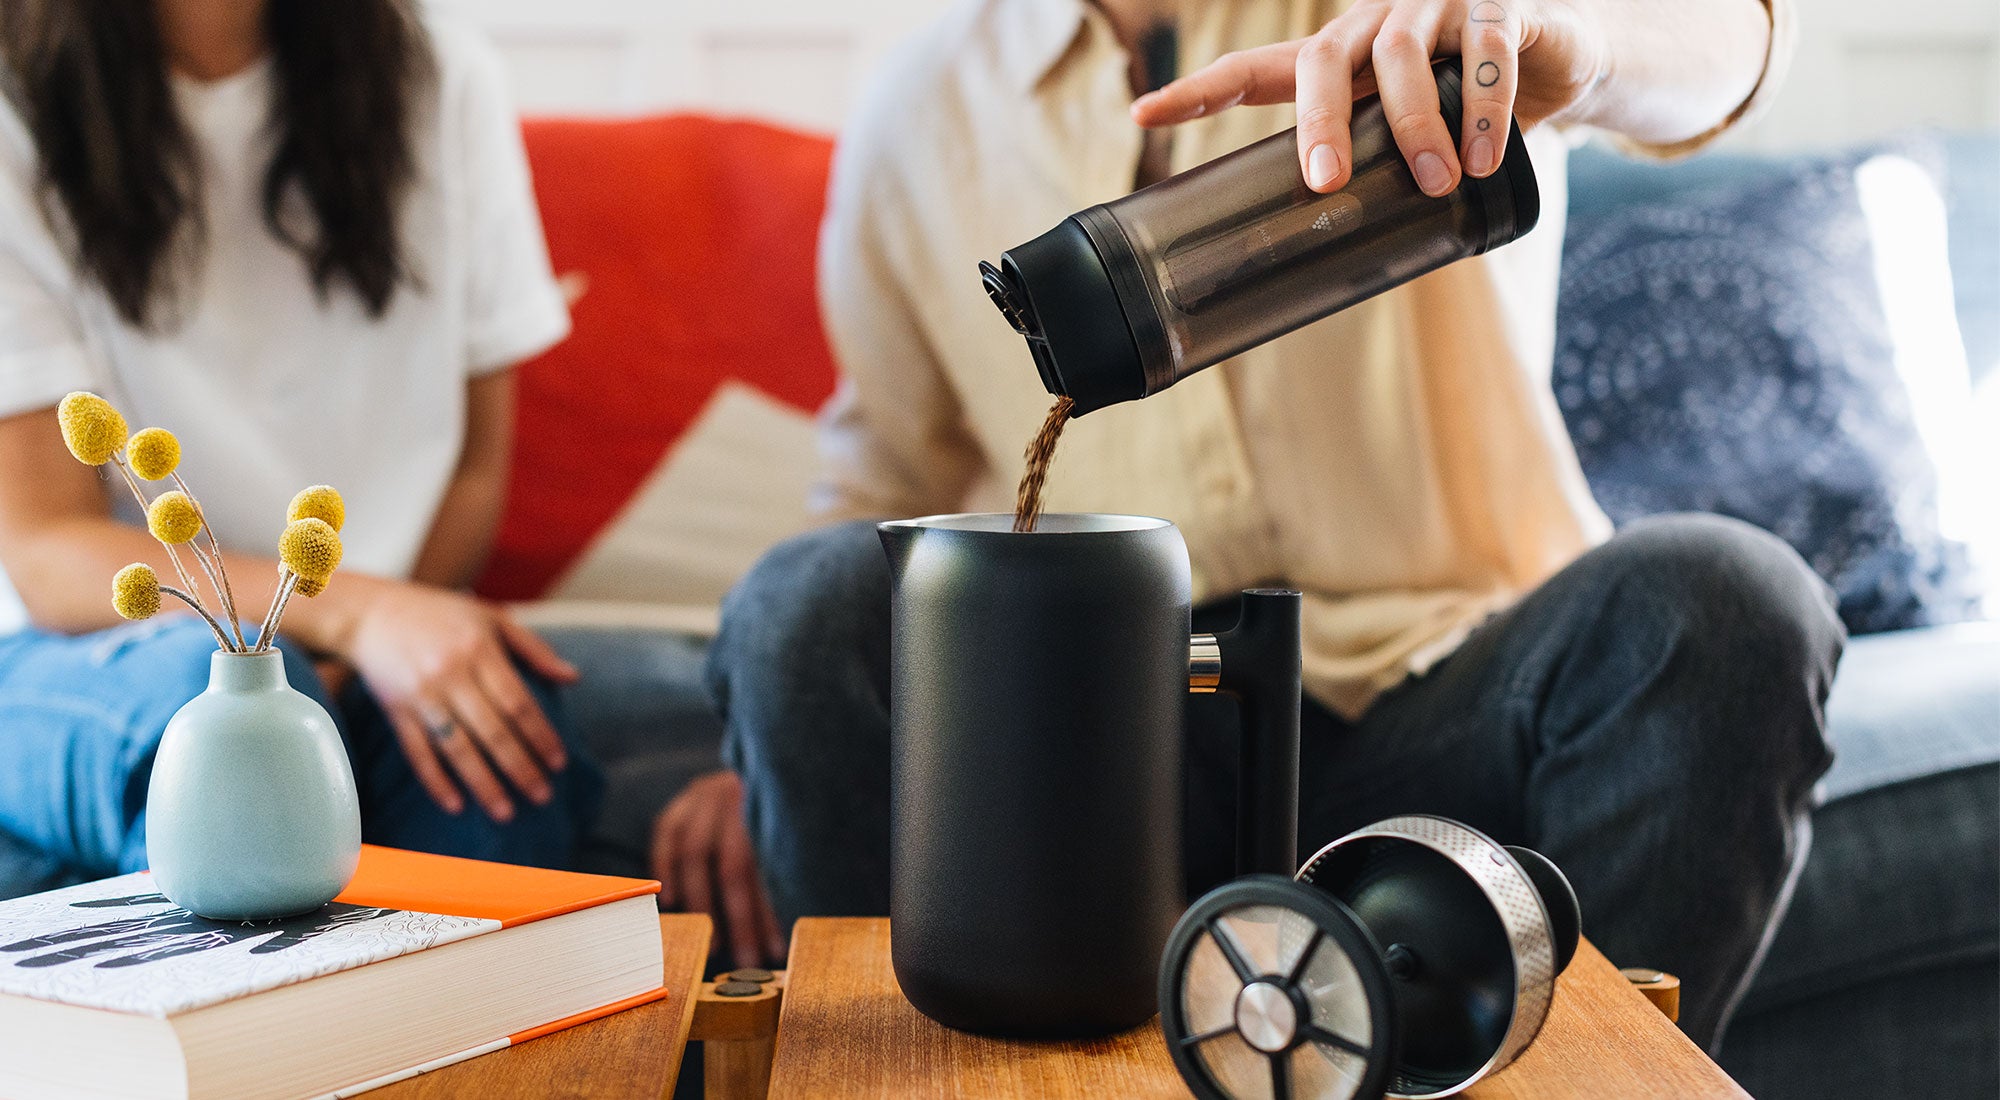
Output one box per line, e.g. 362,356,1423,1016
982,59,1540,415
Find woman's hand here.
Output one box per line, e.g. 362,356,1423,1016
1132,0,1609,195
342,582,579,821
653,770,786,969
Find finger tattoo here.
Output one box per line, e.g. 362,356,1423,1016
1477,118,1491,131
1475,61,1501,87
1470,1,1507,22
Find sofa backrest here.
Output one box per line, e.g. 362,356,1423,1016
475,116,840,609
484,116,1996,630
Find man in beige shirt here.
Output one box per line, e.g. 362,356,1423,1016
697,0,1840,1046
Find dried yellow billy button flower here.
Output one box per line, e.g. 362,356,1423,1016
146,490,204,544
279,517,343,583
293,575,327,598
57,392,128,466
286,485,345,533
112,563,161,620
126,427,182,481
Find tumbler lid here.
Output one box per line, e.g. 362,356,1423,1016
981,215,1147,417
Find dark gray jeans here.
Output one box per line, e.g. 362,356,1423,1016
708,513,1842,1049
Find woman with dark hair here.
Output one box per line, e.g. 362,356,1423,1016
0,1,603,880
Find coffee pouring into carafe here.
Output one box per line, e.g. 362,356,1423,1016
884,54,1574,1099
980,58,1540,416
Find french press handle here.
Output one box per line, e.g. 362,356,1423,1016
1190,588,1303,878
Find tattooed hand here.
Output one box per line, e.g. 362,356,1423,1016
1131,0,1608,196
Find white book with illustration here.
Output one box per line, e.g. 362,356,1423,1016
0,846,663,1100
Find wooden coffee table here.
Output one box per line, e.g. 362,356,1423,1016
763,917,1749,1099
371,913,711,1099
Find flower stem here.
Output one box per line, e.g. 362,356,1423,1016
109,456,229,649
161,586,233,650
182,540,245,650
172,472,244,649
256,571,298,652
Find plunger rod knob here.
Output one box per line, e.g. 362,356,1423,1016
1384,943,1421,981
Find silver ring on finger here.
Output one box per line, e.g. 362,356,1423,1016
425,717,458,745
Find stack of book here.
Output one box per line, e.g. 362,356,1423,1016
0,846,663,1099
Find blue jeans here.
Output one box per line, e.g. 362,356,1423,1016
537,625,725,880
707,513,1844,1049
0,618,603,878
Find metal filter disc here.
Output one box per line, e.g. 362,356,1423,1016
1297,816,1559,1098
1160,875,1398,1100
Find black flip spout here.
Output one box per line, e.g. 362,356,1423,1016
1197,588,1303,878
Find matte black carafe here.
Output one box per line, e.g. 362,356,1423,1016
980,59,1540,415
878,514,1302,1037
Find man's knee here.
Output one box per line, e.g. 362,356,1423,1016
711,521,889,693
1579,514,1843,778
1591,514,1844,679
708,521,892,790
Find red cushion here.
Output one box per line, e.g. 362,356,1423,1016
475,115,840,601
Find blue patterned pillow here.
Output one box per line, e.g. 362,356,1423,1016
1555,145,1985,635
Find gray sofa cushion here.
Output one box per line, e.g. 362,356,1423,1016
1723,624,2000,1098
1813,623,2000,801
1724,958,1999,1098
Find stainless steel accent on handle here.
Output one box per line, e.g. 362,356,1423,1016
1189,634,1221,693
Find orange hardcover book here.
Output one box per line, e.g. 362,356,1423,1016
0,845,663,1100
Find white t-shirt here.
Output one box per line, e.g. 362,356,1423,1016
0,18,569,635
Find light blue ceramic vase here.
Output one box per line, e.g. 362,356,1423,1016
146,650,362,920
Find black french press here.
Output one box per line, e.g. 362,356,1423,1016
879,515,1580,1099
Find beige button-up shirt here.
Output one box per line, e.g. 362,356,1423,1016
815,0,1789,717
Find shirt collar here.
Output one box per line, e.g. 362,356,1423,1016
1000,0,1096,92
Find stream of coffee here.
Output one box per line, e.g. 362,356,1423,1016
1012,396,1075,532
